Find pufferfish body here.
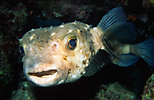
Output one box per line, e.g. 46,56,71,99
20,7,154,87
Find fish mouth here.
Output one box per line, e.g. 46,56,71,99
28,69,57,77
25,64,64,87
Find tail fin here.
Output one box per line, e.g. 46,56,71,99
131,39,154,66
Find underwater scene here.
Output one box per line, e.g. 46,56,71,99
0,0,154,100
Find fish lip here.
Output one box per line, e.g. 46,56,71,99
25,64,63,87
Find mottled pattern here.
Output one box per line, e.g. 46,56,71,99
20,21,102,86
142,74,154,100
20,7,154,87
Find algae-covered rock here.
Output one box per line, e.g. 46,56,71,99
12,81,35,100
0,0,154,100
142,74,154,100
94,82,137,100
0,2,28,99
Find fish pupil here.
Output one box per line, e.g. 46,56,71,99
68,37,77,50
70,39,76,47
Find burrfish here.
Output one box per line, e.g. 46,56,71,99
20,7,154,87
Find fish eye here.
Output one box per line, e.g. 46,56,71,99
19,44,25,55
67,36,77,50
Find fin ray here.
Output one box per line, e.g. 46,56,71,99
97,7,126,31
112,53,139,67
131,39,154,66
98,7,137,44
104,22,137,43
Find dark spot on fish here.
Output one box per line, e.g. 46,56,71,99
87,28,90,31
37,37,40,39
82,60,86,65
68,69,71,75
39,46,43,50
57,40,60,42
44,30,48,33
89,47,92,51
39,40,43,43
85,54,89,57
53,43,57,47
19,45,25,55
76,65,79,68
80,30,82,33
89,46,94,53
63,55,67,61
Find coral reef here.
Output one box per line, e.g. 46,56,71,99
142,74,154,100
93,82,137,100
143,0,154,8
0,2,28,99
26,0,96,23
0,0,154,100
12,81,35,100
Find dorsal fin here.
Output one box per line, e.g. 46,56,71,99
97,7,126,31
97,7,137,44
103,22,137,43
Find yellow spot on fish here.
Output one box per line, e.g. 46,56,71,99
85,54,89,57
68,69,71,75
77,29,81,34
44,28,48,32
82,60,86,65
76,65,79,68
63,55,67,61
39,46,43,50
86,24,90,28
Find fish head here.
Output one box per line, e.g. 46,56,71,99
20,22,95,87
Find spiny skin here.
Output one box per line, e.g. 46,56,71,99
20,21,103,87
20,7,154,87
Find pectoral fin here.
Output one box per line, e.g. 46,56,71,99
112,53,139,67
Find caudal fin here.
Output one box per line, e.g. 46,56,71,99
131,39,154,66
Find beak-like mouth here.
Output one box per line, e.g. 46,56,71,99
28,69,57,77
25,64,64,87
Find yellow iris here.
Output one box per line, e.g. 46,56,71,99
67,36,77,50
